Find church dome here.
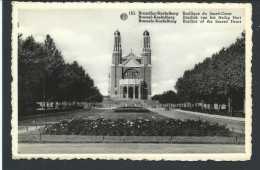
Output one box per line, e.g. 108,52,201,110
114,30,120,36
143,30,149,36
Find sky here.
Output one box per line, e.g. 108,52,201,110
18,7,245,96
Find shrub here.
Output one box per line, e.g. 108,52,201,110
41,117,230,136
113,107,150,113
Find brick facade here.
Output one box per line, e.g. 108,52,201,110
109,30,152,100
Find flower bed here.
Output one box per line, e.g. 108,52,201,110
41,117,230,136
113,107,150,112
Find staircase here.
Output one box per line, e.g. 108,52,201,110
117,100,145,107
100,98,159,108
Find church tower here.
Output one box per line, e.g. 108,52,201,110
140,30,152,100
110,30,123,99
141,30,151,65
112,29,122,65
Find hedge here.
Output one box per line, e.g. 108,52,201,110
113,107,150,112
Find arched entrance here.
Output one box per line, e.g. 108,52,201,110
143,89,148,99
142,82,148,99
129,87,133,99
135,86,138,99
123,87,127,98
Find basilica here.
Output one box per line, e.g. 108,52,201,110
109,30,152,100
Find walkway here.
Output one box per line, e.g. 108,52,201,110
177,109,244,122
18,143,244,154
149,108,245,134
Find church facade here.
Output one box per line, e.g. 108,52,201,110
109,30,152,100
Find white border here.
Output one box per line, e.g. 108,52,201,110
11,2,252,161
0,0,3,168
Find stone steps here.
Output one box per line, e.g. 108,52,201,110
117,100,144,107
101,98,159,108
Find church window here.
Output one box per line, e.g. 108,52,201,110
124,69,140,79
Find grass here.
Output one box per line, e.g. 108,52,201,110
19,107,169,126
91,111,169,120
19,130,245,144
18,108,110,126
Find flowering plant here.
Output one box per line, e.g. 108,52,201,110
41,117,230,136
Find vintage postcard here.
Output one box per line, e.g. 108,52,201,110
11,2,252,160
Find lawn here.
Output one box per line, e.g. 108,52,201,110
19,108,111,126
18,130,245,144
18,107,245,144
19,108,169,126
91,111,169,120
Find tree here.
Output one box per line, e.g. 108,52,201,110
18,34,45,114
42,34,65,110
152,94,161,101
18,34,103,114
152,90,179,104
174,31,245,115
86,86,103,104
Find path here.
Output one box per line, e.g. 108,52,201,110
149,108,245,134
18,143,244,154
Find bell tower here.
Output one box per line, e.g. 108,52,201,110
110,30,123,99
112,29,122,65
140,30,152,100
141,30,151,65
